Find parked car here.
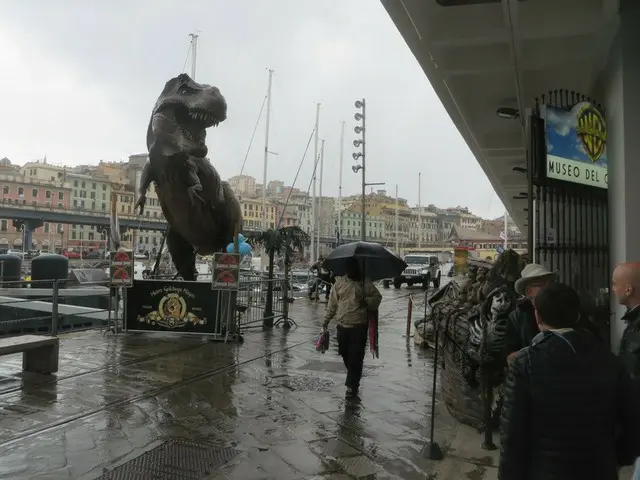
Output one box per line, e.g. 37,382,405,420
6,248,25,258
63,251,81,259
392,254,442,289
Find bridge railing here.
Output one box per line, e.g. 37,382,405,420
0,198,166,224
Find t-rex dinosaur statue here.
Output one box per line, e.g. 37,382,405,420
135,73,242,281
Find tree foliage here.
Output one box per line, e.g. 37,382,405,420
246,226,310,265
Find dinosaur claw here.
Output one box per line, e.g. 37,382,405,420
134,196,147,215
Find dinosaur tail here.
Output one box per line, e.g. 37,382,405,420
109,192,121,250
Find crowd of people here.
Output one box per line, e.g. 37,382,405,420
499,262,640,480
313,250,640,478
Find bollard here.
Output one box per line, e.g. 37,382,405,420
51,279,59,337
406,296,413,337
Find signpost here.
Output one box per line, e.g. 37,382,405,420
107,248,134,335
212,253,241,290
109,249,134,288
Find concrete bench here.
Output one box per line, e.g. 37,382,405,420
0,335,59,374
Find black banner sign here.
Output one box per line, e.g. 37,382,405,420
125,280,216,334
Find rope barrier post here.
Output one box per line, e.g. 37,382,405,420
422,323,444,460
405,296,412,338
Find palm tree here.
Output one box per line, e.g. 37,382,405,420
247,226,310,327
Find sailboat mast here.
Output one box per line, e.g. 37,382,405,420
417,172,422,249
395,185,399,253
311,103,320,263
189,33,199,79
338,121,345,244
317,139,325,258
261,69,274,231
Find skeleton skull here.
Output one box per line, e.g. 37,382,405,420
490,290,511,317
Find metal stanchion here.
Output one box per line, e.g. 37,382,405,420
422,288,443,460
51,279,59,337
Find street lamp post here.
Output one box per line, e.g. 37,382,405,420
352,99,383,241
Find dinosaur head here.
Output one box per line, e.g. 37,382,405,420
149,73,227,157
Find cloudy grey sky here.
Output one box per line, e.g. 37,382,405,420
0,0,505,219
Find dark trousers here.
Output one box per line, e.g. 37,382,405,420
337,323,368,389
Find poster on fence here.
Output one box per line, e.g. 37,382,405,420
109,249,134,288
125,280,216,334
211,253,241,291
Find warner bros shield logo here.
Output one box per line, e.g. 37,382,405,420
575,103,607,163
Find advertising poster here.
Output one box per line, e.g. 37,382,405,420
212,253,240,290
544,102,608,189
126,280,214,333
109,249,134,287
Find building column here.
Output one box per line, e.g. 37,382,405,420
605,1,640,348
12,219,44,251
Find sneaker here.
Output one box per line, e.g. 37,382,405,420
345,386,358,398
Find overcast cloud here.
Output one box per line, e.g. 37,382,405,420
0,0,505,219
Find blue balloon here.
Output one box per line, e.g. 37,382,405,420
237,233,245,244
226,241,252,256
239,242,252,255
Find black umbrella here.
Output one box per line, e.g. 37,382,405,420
322,241,406,281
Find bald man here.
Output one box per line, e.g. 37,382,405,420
612,263,640,474
613,262,640,379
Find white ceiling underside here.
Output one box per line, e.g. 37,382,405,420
381,0,619,234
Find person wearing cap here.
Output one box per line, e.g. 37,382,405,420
505,263,557,363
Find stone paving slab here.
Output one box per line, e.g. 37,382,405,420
0,286,506,479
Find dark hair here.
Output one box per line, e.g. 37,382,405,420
533,282,581,329
345,258,361,281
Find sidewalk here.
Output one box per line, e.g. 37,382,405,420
0,286,502,479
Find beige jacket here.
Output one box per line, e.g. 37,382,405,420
324,276,382,328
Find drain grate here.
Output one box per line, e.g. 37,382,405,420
280,375,335,392
99,439,238,479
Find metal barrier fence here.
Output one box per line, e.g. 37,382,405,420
236,278,290,328
0,275,304,339
0,278,119,337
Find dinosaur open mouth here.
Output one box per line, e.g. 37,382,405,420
187,109,221,128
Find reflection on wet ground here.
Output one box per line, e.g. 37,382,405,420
0,287,500,479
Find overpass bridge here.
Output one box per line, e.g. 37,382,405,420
0,202,348,248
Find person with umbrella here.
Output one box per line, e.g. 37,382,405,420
321,242,406,398
323,257,381,398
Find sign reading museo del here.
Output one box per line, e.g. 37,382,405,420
543,102,608,189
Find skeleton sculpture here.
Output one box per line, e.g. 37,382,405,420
433,251,522,443
135,74,242,280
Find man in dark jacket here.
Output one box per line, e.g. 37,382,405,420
308,256,333,300
505,263,557,363
612,262,640,476
499,282,636,480
613,262,640,379
506,263,602,363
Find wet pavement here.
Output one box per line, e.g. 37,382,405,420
0,285,504,479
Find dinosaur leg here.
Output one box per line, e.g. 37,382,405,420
166,226,197,281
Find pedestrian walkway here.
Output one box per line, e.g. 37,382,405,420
0,287,502,479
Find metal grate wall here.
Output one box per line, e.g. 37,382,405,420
526,90,610,338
